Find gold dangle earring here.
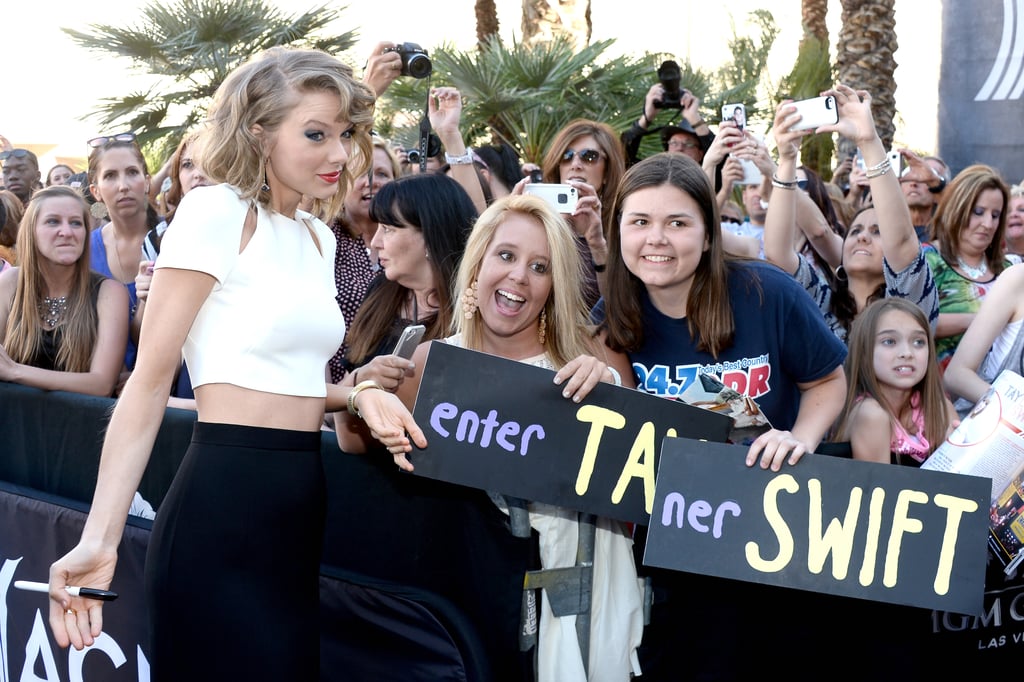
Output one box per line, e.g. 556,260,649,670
538,308,547,346
461,280,479,319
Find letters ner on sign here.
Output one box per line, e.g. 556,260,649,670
409,342,732,524
644,438,991,614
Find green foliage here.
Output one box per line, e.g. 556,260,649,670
63,0,358,162
376,13,777,168
705,10,780,128
776,34,836,180
380,35,652,164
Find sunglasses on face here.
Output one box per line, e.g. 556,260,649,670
561,148,603,164
87,132,137,148
0,149,32,161
722,216,742,225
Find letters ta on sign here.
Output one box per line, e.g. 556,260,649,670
409,342,731,524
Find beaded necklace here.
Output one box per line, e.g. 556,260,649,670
39,296,68,328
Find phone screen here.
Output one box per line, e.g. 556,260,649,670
722,103,746,131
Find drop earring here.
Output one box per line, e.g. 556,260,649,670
538,308,547,346
261,159,270,192
461,280,478,319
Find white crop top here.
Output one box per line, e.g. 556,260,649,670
156,184,345,398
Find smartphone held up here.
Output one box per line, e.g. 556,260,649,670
524,183,579,214
787,95,839,131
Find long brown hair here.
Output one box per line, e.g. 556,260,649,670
931,164,1009,276
0,190,25,263
541,119,625,236
833,297,950,458
4,186,99,372
601,152,735,358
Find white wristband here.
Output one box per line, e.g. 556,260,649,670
444,147,474,165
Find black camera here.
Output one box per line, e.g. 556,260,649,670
654,60,683,109
386,42,432,79
405,133,442,165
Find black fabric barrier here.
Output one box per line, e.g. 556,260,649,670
0,382,535,681
10,381,1024,678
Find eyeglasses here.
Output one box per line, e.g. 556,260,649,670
561,148,603,164
668,140,699,151
0,149,32,161
87,132,137,148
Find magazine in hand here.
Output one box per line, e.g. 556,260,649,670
921,370,1024,573
679,373,772,445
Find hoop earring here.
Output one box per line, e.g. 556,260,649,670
461,280,478,319
538,308,547,346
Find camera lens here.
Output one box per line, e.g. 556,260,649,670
405,53,432,79
406,149,422,164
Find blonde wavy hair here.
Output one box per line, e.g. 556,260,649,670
453,194,596,369
197,46,377,220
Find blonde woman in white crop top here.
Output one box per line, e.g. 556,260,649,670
45,48,425,680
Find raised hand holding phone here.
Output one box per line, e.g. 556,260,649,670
786,95,839,131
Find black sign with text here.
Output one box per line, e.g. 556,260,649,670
409,343,732,524
644,438,991,614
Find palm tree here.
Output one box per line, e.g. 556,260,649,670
380,35,650,164
476,0,500,47
521,0,592,50
835,0,898,155
777,0,834,179
63,0,358,161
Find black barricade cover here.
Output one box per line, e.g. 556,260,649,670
0,487,152,679
644,438,990,614
409,342,732,524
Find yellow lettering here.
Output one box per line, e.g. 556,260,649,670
574,405,626,496
806,479,862,580
931,494,979,596
746,474,798,572
858,488,886,586
883,489,929,587
611,424,675,515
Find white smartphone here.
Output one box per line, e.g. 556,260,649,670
788,95,839,131
524,183,579,213
721,102,746,131
391,324,426,359
886,149,905,177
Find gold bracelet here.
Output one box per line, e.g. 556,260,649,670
347,380,384,419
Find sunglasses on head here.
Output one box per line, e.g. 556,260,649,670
0,149,32,161
87,132,137,148
561,148,603,164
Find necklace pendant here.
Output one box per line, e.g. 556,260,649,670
957,256,988,280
